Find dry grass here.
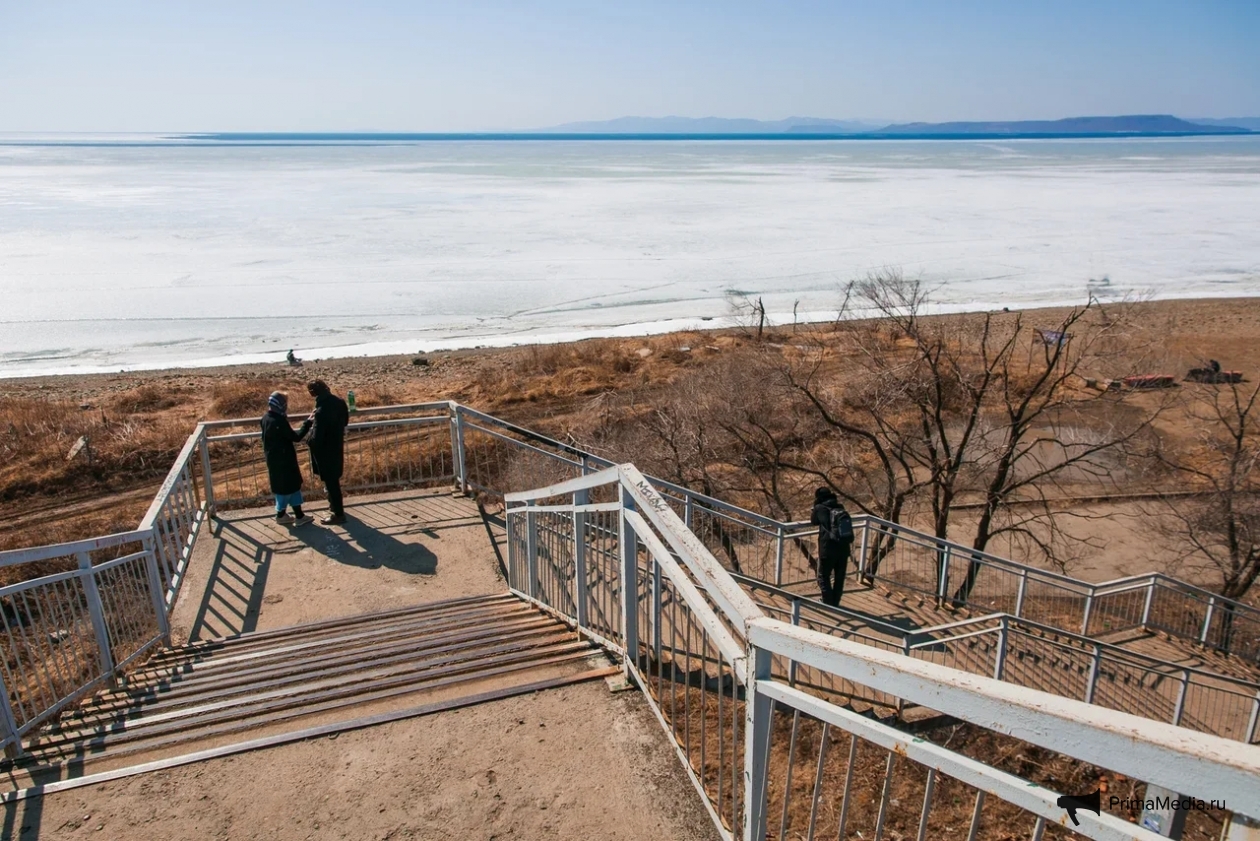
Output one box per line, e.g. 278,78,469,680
353,386,400,408
0,398,183,501
209,380,283,419
110,384,183,414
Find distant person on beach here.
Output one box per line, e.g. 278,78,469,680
261,391,313,526
811,487,854,606
286,349,300,366
306,380,350,525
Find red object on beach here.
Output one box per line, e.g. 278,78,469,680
1122,374,1176,389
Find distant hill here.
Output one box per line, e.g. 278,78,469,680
872,115,1252,136
1190,117,1260,132
528,114,1252,137
534,116,882,134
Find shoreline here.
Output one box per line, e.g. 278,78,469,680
3,295,1260,410
6,291,1258,382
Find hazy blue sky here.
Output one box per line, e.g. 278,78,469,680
1,0,1257,131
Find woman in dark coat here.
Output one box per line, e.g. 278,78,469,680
305,379,350,525
261,391,313,525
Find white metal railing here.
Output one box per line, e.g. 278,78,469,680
506,464,1260,841
736,573,1260,743
0,530,165,756
3,401,1259,761
189,402,1260,666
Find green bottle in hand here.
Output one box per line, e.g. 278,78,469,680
347,390,356,412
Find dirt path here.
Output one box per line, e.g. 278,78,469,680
2,683,720,841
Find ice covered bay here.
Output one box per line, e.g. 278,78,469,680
1,136,1258,376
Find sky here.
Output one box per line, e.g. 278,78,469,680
1,0,1257,132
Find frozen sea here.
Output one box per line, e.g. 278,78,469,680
1,135,1258,377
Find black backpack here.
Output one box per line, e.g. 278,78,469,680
828,505,854,543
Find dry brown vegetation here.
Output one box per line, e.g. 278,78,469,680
3,297,1259,601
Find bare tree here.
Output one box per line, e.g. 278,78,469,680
575,272,1168,603
722,272,1166,598
1149,380,1260,601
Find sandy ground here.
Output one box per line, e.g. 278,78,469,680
169,490,508,641
1,488,721,841
2,683,720,841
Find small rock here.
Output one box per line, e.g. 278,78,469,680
636,348,652,358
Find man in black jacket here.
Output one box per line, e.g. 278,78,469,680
810,486,853,607
306,380,351,526
261,392,313,525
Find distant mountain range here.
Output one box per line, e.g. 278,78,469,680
874,115,1250,135
532,114,1255,136
1190,117,1260,132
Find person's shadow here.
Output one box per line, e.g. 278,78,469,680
291,517,438,575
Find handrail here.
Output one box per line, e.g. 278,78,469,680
140,426,204,529
198,401,453,430
0,529,151,570
748,617,1260,815
734,571,1260,692
506,459,1260,838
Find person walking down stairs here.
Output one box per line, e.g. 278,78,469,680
811,487,854,607
261,391,313,526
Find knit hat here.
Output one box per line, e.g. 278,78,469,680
814,486,836,503
268,392,288,415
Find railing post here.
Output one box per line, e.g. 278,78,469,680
1246,691,1260,745
744,645,774,841
1142,577,1156,627
1085,646,1102,704
574,508,589,629
142,536,172,645
1081,591,1095,636
450,406,469,495
1015,570,1028,618
525,509,538,601
619,484,639,670
992,618,1008,680
651,556,662,667
684,495,694,529
1222,813,1260,840
937,543,952,604
1139,783,1189,838
197,429,216,517
857,522,871,579
774,526,785,587
77,551,115,680
0,670,22,759
788,599,801,687
1201,596,1216,646
505,508,517,590
1173,670,1190,726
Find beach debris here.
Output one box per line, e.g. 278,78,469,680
412,356,430,367
66,435,93,464
636,348,653,358
1033,328,1072,347
1186,361,1243,383
1122,374,1177,390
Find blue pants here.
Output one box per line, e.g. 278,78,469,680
274,491,304,512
